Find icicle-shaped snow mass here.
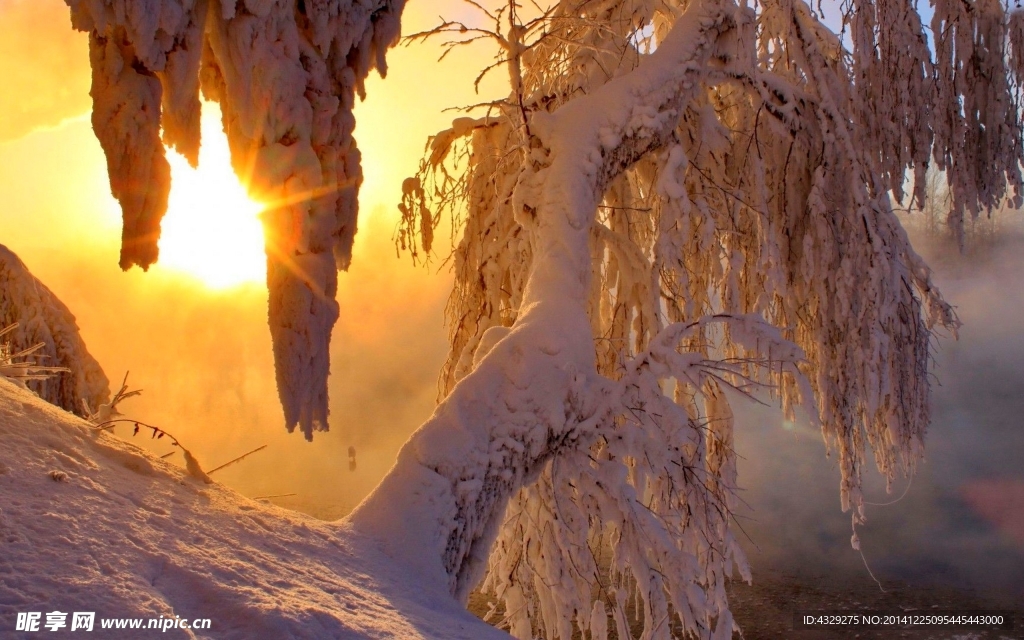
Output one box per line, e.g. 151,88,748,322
66,0,406,439
0,244,109,416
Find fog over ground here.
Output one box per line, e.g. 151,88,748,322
11,157,1021,606
729,220,1024,605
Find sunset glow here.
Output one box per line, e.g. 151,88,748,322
158,108,266,290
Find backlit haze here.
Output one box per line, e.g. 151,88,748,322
159,121,266,290
1,0,1021,605
0,0,501,518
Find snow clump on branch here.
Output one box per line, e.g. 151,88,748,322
65,0,406,438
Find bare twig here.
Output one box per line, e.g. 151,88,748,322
207,445,269,475
90,418,211,484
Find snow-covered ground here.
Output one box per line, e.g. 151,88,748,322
0,376,508,639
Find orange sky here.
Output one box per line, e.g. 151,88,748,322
0,0,508,517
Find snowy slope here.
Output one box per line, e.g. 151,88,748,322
0,377,509,639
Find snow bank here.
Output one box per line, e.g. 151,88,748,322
0,377,508,639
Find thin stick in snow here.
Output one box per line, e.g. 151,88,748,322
207,445,269,475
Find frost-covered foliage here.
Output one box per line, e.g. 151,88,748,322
65,0,406,438
0,244,109,416
371,0,1020,636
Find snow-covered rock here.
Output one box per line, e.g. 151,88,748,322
0,377,509,639
0,244,108,417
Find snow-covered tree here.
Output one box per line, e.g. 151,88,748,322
67,0,1024,637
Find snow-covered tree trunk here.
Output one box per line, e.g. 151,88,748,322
352,6,759,637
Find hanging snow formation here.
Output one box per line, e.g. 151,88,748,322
66,0,406,438
0,244,109,416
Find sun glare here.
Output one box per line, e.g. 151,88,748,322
158,107,266,290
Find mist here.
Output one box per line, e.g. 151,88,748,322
0,0,487,523
7,118,1023,611
1,117,453,522
729,220,1024,604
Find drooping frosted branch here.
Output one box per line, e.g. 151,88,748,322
928,0,1022,240
66,0,406,438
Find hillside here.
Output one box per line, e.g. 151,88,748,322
0,377,508,639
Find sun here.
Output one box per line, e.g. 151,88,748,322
158,105,266,290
